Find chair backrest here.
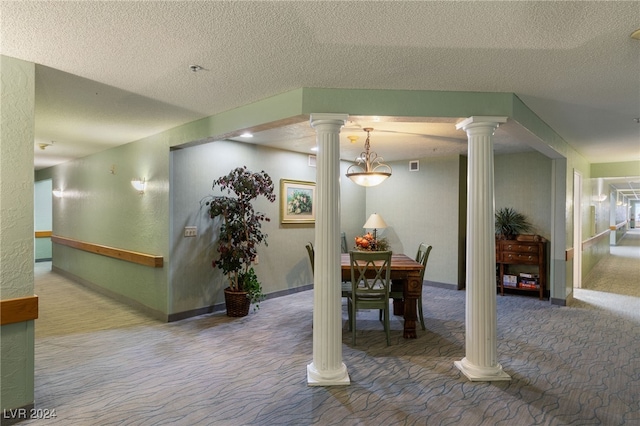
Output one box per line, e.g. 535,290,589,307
415,243,432,282
349,250,392,298
341,232,348,253
305,242,314,273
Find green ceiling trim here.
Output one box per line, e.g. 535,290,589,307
167,87,577,163
591,161,640,178
510,95,572,160
299,88,514,118
168,89,306,148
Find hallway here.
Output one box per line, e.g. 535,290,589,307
575,228,640,318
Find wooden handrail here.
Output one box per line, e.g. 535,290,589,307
609,221,627,231
0,295,38,325
565,247,573,261
582,229,610,250
51,235,163,268
566,225,620,260
35,230,52,238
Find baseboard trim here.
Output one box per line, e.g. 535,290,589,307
424,280,458,291
266,283,314,299
550,297,567,306
50,268,315,323
52,266,167,322
167,283,314,322
167,303,226,322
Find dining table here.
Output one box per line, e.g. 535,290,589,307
341,252,424,338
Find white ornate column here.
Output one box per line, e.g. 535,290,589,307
307,113,350,386
454,116,511,381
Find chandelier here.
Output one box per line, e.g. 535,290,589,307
345,128,392,187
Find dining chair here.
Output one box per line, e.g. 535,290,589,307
347,250,393,346
341,232,348,253
305,242,314,275
306,241,351,298
388,243,432,330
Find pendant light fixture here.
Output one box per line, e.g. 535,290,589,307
345,128,392,187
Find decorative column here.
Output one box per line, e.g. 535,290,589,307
454,116,511,382
307,113,350,386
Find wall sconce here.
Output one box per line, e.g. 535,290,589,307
52,189,64,198
131,178,146,194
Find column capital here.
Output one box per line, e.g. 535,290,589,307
310,113,348,129
456,116,508,131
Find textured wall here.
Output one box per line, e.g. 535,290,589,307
0,55,36,411
49,121,170,317
495,151,553,240
169,140,365,315
367,155,464,286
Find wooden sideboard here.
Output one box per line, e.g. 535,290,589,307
496,237,547,300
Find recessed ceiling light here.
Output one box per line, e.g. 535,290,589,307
631,29,640,40
240,132,253,138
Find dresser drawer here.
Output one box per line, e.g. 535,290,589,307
501,252,539,264
500,242,539,254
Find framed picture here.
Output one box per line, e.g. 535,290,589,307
280,179,315,224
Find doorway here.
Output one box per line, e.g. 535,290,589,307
573,171,582,288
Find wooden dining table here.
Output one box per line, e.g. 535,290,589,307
341,252,424,338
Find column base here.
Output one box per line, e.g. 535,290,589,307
454,357,511,382
307,362,350,386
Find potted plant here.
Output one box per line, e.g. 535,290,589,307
495,207,532,240
203,166,276,316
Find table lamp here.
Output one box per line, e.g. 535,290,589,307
363,213,388,240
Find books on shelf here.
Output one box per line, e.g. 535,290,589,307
500,273,541,290
519,272,539,279
518,272,540,289
503,274,518,288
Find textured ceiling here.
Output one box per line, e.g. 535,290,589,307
1,1,639,192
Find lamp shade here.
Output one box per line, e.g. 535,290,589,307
347,172,391,187
363,213,388,230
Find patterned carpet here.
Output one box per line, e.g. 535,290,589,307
23,231,639,425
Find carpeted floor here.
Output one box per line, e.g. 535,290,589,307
22,230,640,425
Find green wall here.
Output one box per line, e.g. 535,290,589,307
39,121,172,319
366,155,465,287
35,87,599,320
495,151,553,240
1,56,36,413
169,140,365,316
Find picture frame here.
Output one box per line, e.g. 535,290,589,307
280,179,316,224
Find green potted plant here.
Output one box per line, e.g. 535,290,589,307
203,166,276,316
495,207,532,240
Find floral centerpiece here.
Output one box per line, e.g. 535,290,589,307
354,232,389,251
